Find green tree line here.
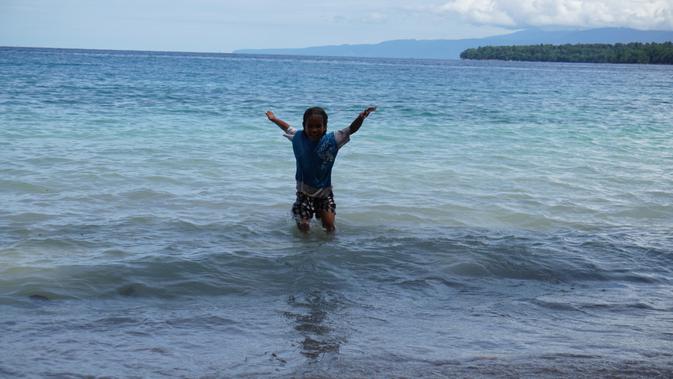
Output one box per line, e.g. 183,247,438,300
460,42,673,64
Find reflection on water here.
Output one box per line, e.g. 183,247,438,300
285,291,345,359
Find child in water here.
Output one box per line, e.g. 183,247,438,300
266,106,376,233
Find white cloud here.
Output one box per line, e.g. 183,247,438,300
437,0,673,30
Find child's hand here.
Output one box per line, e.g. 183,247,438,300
266,111,276,121
360,106,377,119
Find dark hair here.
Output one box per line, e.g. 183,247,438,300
302,107,328,128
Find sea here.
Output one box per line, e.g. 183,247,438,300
1,46,672,378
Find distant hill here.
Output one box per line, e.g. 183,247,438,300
234,28,673,59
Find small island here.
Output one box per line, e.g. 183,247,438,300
460,42,673,64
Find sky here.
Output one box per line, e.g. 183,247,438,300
1,0,672,53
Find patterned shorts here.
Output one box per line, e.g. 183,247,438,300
292,191,336,222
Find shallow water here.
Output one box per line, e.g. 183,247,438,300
1,47,673,377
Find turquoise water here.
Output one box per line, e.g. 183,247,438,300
1,47,673,377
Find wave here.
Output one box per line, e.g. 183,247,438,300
1,225,671,303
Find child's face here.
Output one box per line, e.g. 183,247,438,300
304,115,326,141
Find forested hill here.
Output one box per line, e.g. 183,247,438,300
460,42,673,64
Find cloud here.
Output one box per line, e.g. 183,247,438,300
437,0,673,30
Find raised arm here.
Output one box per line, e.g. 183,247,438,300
266,111,292,132
348,107,376,135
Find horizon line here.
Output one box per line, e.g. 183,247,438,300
2,26,671,56
0,45,461,62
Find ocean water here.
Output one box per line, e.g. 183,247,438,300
1,47,673,378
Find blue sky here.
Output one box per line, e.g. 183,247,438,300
2,0,672,52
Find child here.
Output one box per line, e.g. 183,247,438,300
266,106,376,233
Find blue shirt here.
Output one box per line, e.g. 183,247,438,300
283,126,351,196
292,130,339,189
